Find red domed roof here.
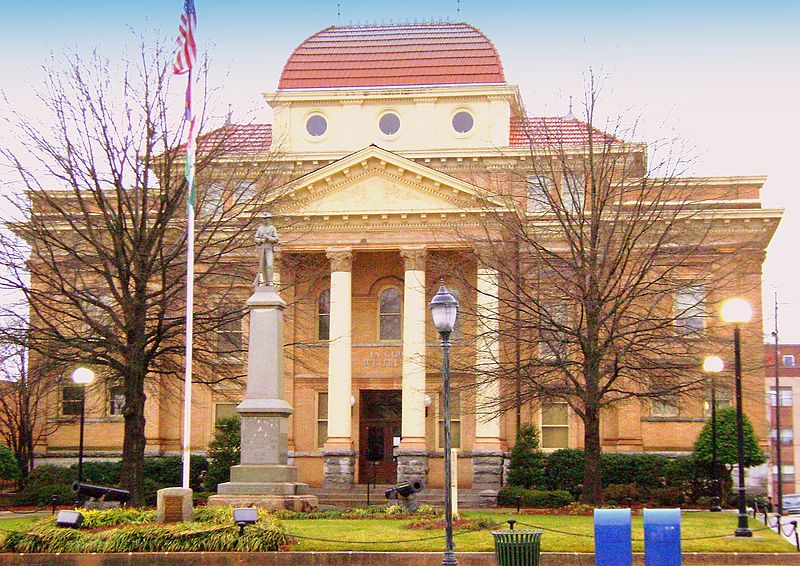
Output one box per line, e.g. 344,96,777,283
278,22,505,89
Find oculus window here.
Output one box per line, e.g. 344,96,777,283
379,112,401,136
451,111,474,134
306,114,327,137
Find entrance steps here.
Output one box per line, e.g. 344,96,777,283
308,484,490,508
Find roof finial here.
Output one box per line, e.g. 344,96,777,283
225,104,232,125
565,96,576,120
337,3,341,25
457,0,461,18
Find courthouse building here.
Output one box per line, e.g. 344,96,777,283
40,22,781,492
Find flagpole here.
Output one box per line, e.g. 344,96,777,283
181,65,196,490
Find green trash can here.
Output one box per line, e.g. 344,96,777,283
491,529,543,566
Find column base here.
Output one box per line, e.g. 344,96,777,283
472,450,505,493
323,450,356,490
396,449,429,485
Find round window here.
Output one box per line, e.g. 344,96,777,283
379,113,401,136
306,115,327,137
453,110,475,134
452,111,474,134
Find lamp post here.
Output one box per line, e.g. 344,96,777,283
71,367,95,484
703,355,724,512
720,298,753,537
430,282,459,566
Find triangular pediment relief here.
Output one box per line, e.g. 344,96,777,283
275,145,508,217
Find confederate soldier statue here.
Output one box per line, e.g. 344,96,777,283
254,212,279,287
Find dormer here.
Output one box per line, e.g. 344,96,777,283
264,23,519,154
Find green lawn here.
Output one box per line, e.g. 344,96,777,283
283,511,794,553
0,514,45,533
0,511,793,553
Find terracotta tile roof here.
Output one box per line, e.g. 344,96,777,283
510,116,622,148
196,124,272,156
278,22,505,89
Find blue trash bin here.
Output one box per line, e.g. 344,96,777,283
644,508,681,566
594,508,632,566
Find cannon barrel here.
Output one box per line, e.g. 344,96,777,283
72,482,131,503
385,481,424,500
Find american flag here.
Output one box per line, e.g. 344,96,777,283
173,0,196,75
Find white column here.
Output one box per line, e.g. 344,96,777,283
474,262,502,449
325,248,353,451
400,246,427,450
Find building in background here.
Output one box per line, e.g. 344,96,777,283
765,344,799,497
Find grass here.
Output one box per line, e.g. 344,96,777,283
0,510,793,553
283,511,795,553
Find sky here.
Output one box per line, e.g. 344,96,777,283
0,0,798,339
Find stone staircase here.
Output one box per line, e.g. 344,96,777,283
308,484,491,508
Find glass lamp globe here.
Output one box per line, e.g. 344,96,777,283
703,355,724,373
429,282,459,333
721,298,752,325
71,367,95,385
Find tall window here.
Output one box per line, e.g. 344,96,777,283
235,181,255,204
200,182,224,217
318,289,330,340
674,285,705,334
772,465,795,483
217,309,243,361
704,386,731,418
61,384,84,416
561,172,585,212
541,402,569,449
539,302,568,359
214,403,239,425
108,384,125,416
769,387,793,407
771,427,794,445
526,176,551,213
437,390,461,450
378,287,402,341
317,392,328,449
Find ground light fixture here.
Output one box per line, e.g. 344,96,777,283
55,510,84,528
430,281,459,566
703,355,724,512
720,297,753,537
233,507,258,535
71,367,95,487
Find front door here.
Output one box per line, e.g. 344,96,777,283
358,390,402,484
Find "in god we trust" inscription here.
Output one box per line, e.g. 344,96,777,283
362,349,401,369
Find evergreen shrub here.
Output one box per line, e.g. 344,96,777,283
204,417,240,491
506,424,545,489
497,486,574,508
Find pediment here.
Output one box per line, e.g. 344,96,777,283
275,145,507,217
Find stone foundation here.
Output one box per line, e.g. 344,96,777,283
396,449,429,485
472,451,505,493
323,450,356,489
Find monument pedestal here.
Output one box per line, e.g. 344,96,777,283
210,284,317,511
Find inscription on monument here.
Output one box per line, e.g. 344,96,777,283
163,495,183,523
363,350,401,369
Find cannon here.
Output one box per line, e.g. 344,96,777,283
385,481,424,512
72,482,130,506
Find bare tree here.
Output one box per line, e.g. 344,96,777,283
0,337,65,489
447,78,746,504
0,39,289,504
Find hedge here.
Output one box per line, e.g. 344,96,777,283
497,486,574,508
15,456,209,507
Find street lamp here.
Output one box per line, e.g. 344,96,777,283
430,281,459,566
71,367,95,484
720,298,753,537
703,355,724,512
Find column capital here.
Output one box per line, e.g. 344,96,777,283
400,246,427,271
326,248,353,272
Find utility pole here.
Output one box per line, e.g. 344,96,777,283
772,291,783,514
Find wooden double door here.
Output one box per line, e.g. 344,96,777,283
358,390,402,485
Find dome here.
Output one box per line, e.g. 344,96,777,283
278,22,506,90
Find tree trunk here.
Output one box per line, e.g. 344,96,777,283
121,370,147,505
581,405,603,505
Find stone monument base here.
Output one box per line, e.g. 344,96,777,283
207,494,318,512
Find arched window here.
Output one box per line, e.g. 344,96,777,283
318,289,330,340
378,287,402,341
